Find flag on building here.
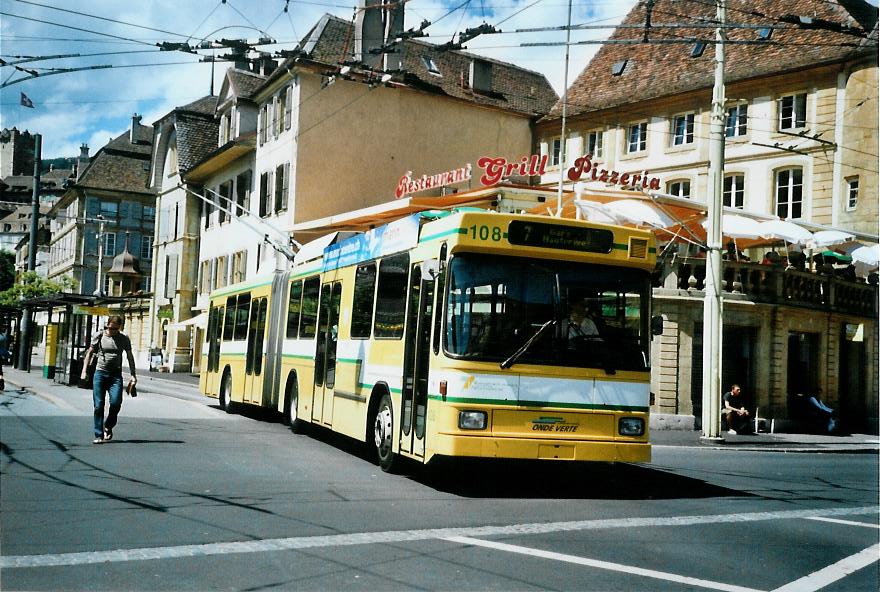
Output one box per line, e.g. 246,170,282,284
20,92,34,108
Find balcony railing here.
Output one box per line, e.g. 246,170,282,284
658,257,877,317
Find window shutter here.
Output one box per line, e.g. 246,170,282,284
281,163,290,210
285,87,293,130
167,254,178,295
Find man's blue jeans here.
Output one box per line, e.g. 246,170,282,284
93,369,123,438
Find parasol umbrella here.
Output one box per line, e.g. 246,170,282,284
573,200,618,224
604,199,677,228
809,229,855,249
703,214,762,239
757,219,813,245
849,244,880,269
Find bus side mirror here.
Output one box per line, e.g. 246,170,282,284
651,315,664,336
421,259,440,280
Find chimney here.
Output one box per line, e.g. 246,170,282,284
76,143,90,180
383,0,405,71
355,0,385,69
130,113,142,143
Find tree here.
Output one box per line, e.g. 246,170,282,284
0,251,14,292
0,272,74,307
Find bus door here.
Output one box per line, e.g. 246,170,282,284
205,304,223,393
399,262,435,458
244,297,268,404
312,282,341,425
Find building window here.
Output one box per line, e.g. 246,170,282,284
235,171,251,216
141,235,153,261
671,113,695,146
587,130,603,158
724,174,745,209
99,201,118,219
275,92,286,135
627,122,648,153
667,180,691,199
422,56,441,76
550,138,562,166
144,206,155,221
846,176,859,210
725,104,748,137
218,181,232,224
103,275,111,295
274,164,288,213
259,104,269,144
140,275,151,293
778,93,806,130
104,232,116,257
259,172,271,217
776,167,803,219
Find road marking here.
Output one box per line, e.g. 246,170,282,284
1,505,877,569
770,544,880,592
443,535,762,592
805,516,880,529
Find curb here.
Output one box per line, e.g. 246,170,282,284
653,443,879,454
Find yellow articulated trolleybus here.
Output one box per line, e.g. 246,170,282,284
200,209,660,472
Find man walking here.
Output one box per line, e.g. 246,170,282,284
81,316,137,444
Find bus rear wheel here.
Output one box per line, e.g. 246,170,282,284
373,393,396,472
219,371,234,414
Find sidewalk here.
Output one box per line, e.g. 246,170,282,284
3,362,877,454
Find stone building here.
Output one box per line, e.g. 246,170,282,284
147,96,219,372
0,128,35,178
535,0,879,431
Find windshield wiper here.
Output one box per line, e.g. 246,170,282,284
500,319,556,370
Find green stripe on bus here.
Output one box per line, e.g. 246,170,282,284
290,267,321,280
419,227,468,243
211,279,274,298
220,353,246,357
611,243,628,251
281,353,313,360
357,382,402,394
427,394,647,412
337,358,362,365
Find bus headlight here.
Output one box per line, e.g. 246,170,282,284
618,417,644,436
458,410,487,430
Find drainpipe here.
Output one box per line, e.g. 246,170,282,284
830,64,850,227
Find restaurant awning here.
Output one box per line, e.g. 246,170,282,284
167,312,207,331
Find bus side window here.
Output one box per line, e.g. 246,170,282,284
351,262,377,339
286,280,303,338
223,296,236,341
234,293,250,341
299,277,320,338
433,244,447,354
375,253,409,339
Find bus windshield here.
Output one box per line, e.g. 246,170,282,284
445,253,651,371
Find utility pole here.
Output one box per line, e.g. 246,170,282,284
555,0,573,217
701,0,725,442
17,134,41,371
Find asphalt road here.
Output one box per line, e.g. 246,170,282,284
1,382,878,591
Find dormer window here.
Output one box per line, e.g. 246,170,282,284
611,60,628,76
470,59,492,93
422,56,441,76
758,27,773,40
691,42,706,58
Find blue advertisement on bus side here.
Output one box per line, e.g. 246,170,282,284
322,214,421,271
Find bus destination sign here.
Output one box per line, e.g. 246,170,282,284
507,221,614,253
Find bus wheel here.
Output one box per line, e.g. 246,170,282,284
373,393,396,472
285,381,304,434
219,370,234,414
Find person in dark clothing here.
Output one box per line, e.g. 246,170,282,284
722,384,752,434
81,315,137,444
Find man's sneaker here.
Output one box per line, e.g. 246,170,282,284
93,437,104,444
103,428,113,441
728,429,737,435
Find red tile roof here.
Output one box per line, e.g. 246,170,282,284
545,0,877,121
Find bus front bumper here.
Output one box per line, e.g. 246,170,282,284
431,433,651,463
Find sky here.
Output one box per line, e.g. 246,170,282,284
0,0,638,160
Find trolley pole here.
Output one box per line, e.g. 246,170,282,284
701,0,726,442
17,133,41,371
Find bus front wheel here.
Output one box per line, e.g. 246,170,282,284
373,393,396,472
219,370,234,414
